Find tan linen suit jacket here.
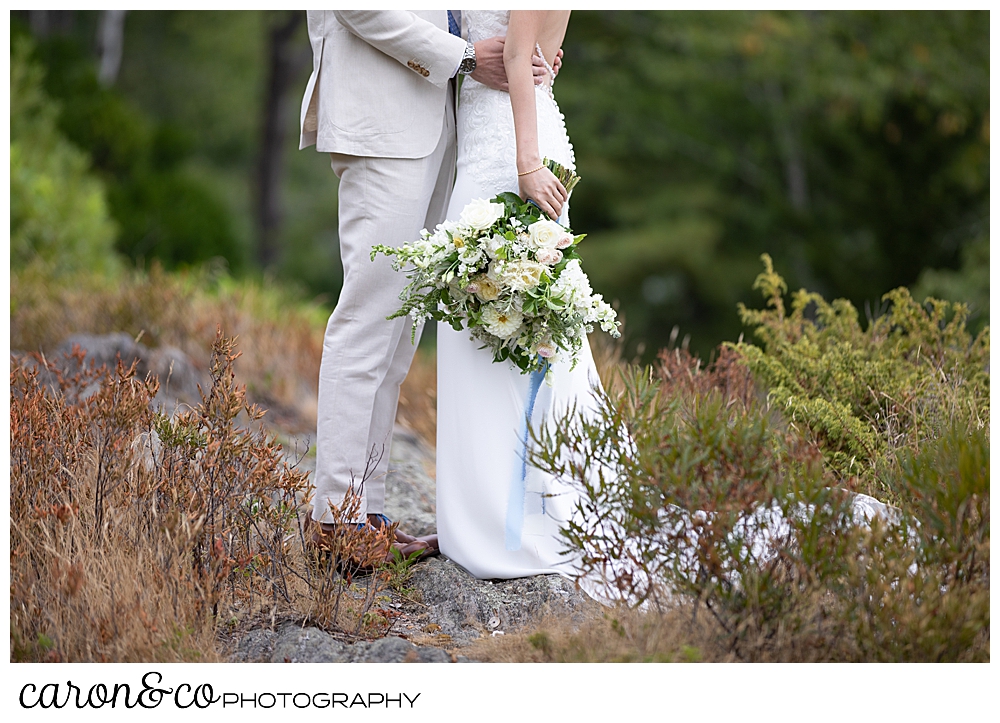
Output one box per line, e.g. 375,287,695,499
298,10,467,159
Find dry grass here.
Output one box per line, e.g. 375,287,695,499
463,605,737,663
467,572,988,663
10,332,397,663
11,263,326,431
396,348,437,448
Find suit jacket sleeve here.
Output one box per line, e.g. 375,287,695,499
333,10,467,88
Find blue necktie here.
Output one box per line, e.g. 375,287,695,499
447,10,461,37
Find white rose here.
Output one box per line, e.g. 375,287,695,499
536,248,563,266
460,198,505,231
485,234,507,259
527,219,566,249
459,244,484,266
556,233,574,249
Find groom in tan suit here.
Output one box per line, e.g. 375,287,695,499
300,11,539,557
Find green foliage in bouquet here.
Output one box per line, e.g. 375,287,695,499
372,192,619,375
732,254,989,502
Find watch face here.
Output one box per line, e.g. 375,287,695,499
461,44,476,74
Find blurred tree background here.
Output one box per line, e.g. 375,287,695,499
10,10,989,359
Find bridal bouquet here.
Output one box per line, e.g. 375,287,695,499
372,189,619,375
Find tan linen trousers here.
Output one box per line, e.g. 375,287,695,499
312,86,456,525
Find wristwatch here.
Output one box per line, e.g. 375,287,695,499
458,41,477,74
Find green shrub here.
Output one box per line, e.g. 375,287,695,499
10,38,119,276
838,427,989,662
733,254,989,501
533,351,860,660
533,269,988,661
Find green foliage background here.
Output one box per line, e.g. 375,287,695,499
9,10,990,357
10,38,118,276
559,11,989,356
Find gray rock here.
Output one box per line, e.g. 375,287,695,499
354,636,451,663
269,624,352,663
232,628,278,663
58,333,144,373
409,556,595,645
265,624,451,663
148,344,205,401
52,333,206,408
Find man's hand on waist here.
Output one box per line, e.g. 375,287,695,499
468,36,561,92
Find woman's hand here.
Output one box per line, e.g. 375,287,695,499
518,165,568,220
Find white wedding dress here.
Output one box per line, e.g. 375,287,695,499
436,10,602,581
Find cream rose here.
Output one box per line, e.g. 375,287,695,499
476,277,500,301
459,198,505,231
502,260,546,291
527,219,566,249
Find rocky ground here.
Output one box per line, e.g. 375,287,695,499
260,426,597,663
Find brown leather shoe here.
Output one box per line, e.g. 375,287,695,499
305,516,396,578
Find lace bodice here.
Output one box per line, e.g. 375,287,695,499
466,9,510,44
459,10,576,198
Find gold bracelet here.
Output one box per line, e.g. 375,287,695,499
517,164,545,177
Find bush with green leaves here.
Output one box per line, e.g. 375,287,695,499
532,270,988,661
534,348,857,660
10,37,119,276
733,254,989,502
840,426,989,662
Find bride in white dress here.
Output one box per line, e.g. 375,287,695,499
436,10,603,580
434,11,901,594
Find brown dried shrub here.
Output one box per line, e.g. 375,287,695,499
10,332,391,662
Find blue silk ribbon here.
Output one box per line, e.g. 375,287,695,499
505,358,549,551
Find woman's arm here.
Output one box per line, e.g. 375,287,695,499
504,11,568,220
